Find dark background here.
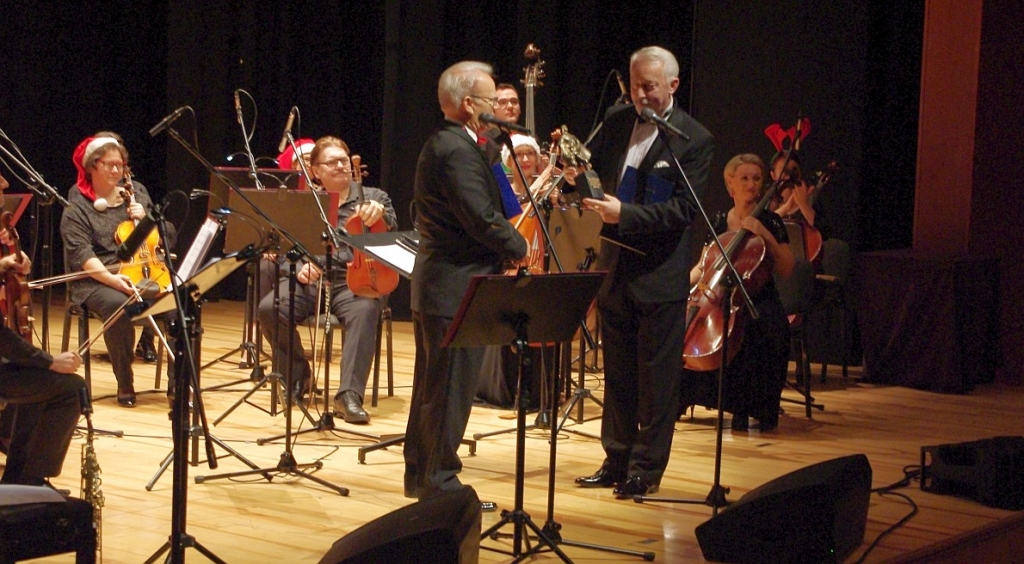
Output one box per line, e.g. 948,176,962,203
0,0,920,315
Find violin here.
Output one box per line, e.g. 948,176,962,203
682,180,784,372
345,155,399,298
779,161,837,265
1,207,32,343
114,172,171,293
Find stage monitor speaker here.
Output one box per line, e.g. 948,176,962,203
695,454,872,564
921,435,1024,510
319,486,481,564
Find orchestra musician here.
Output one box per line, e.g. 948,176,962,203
493,83,522,124
404,61,527,500
687,153,794,431
769,152,831,240
1,173,86,485
256,135,397,425
91,131,160,364
572,46,714,498
61,135,174,407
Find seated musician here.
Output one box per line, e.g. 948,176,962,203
494,83,522,124
686,153,794,431
1,209,86,486
61,135,174,407
257,136,397,424
501,134,543,200
769,152,832,240
92,131,161,364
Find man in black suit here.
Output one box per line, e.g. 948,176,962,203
574,46,715,498
404,61,527,500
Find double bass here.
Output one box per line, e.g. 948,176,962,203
505,43,548,275
682,181,785,372
344,155,399,298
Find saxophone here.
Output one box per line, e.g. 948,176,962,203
80,391,104,562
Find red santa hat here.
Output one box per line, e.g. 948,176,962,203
277,138,315,170
72,135,121,201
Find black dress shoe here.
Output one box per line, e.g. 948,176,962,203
117,386,137,407
135,337,157,363
575,468,625,488
613,475,659,499
334,390,369,424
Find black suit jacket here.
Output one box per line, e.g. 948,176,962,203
588,101,714,303
411,121,527,317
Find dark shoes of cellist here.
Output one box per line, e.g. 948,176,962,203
135,335,157,363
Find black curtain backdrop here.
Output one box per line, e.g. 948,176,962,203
1,0,920,320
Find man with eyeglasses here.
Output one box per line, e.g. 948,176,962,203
404,61,527,500
493,83,522,124
257,136,397,425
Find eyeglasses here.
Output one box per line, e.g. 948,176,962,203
469,95,498,107
95,160,126,171
495,98,520,108
315,157,352,169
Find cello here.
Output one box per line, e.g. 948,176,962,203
344,155,399,298
682,180,785,372
114,172,171,294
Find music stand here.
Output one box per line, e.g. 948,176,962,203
211,189,339,423
2,193,32,225
443,272,602,563
133,250,257,564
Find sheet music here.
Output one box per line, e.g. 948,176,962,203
175,217,221,285
365,244,415,278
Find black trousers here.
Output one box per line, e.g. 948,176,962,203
403,311,483,499
597,290,688,484
0,367,85,484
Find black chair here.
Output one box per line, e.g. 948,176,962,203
303,299,393,409
776,257,823,418
61,285,165,398
811,239,856,381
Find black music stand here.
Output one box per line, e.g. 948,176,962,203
134,250,256,564
211,189,339,424
444,272,602,563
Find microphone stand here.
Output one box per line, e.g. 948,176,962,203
632,116,760,515
0,138,69,352
233,90,265,191
154,123,347,495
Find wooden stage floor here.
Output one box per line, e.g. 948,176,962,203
8,299,1023,563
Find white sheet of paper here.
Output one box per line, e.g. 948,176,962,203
364,244,415,277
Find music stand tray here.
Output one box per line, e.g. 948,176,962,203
443,272,604,349
222,189,339,254
445,272,604,563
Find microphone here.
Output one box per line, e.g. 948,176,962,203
234,91,243,125
114,214,158,262
639,107,690,141
614,70,631,104
149,106,187,137
277,108,296,152
479,113,532,135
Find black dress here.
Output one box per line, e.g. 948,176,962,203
683,209,791,429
